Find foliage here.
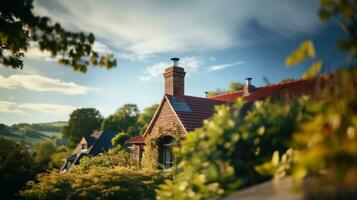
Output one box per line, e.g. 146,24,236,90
62,108,103,145
49,146,72,169
77,149,134,171
102,104,141,136
111,131,132,149
33,141,57,167
141,126,182,170
0,0,116,72
138,104,159,133
319,0,357,61
19,167,168,200
156,97,310,199
0,138,37,199
292,69,357,191
207,82,245,97
285,40,323,79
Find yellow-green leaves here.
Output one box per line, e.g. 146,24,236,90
286,40,323,79
285,40,316,66
302,60,323,79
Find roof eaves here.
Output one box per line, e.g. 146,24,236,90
143,95,166,137
165,95,188,135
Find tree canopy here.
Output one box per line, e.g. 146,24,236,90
207,82,246,97
0,0,116,72
102,104,141,135
138,104,159,132
62,108,103,145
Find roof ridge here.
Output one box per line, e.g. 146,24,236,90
184,95,227,102
207,90,244,99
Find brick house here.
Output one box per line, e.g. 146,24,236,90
126,58,332,168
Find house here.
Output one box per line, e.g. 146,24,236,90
126,57,333,168
61,130,117,172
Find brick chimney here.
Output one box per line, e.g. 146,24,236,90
243,78,253,96
163,58,186,99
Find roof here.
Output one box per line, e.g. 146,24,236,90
135,74,334,144
61,130,117,172
125,135,145,144
170,95,226,132
209,74,334,103
88,130,118,155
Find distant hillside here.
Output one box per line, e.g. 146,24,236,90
0,121,67,146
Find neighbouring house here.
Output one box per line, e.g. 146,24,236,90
61,130,117,172
126,57,333,168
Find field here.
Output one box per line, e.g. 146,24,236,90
0,121,67,146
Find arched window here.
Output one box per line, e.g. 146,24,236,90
157,135,174,168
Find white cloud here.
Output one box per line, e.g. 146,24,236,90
0,101,76,116
33,0,321,59
207,61,244,72
140,57,202,81
18,103,75,115
0,101,28,115
93,41,111,54
0,74,91,95
24,42,57,61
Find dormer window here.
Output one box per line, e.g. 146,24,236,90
81,144,87,150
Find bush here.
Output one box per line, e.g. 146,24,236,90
0,138,37,199
156,97,310,199
78,149,134,171
19,167,168,200
111,132,131,149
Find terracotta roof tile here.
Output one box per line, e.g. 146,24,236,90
174,96,226,132
173,74,334,132
125,135,145,144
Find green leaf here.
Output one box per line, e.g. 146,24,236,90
285,40,316,67
302,60,323,79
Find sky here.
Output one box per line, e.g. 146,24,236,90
0,0,348,125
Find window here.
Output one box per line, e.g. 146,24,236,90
158,135,174,168
163,143,173,168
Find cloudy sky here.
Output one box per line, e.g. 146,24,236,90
0,0,347,125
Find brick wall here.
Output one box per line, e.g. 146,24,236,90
146,98,186,137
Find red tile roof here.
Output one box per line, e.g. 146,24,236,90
125,136,145,144
209,74,334,103
130,74,334,146
173,95,226,132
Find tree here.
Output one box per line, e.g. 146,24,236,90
207,82,246,97
0,138,37,199
102,104,141,136
62,108,103,145
138,104,159,132
0,0,116,72
33,141,57,167
111,132,132,149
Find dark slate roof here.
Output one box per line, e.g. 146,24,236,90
88,130,118,155
61,130,117,172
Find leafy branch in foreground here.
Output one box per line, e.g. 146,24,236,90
0,0,116,72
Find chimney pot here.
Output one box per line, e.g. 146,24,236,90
244,78,253,95
171,57,180,67
204,91,208,98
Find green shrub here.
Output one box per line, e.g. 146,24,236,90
19,167,167,200
111,131,131,149
78,149,134,171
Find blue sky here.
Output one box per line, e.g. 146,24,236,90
0,0,348,125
